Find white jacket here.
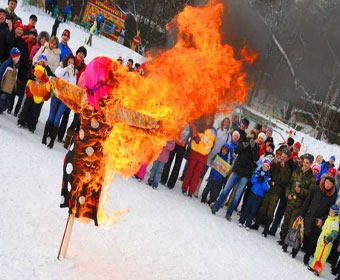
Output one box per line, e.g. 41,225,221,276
55,64,77,85
33,42,61,74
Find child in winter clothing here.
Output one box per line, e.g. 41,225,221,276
308,205,339,276
201,143,231,205
148,141,175,189
239,159,271,229
17,54,54,132
0,48,20,113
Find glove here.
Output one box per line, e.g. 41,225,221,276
66,64,74,76
324,235,333,244
77,61,83,71
257,175,264,182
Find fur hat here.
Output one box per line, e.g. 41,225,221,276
258,132,267,142
281,147,291,158
76,46,87,58
303,153,314,164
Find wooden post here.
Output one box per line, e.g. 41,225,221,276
57,214,75,260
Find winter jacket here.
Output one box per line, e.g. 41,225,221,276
210,143,231,182
191,128,216,156
5,8,18,22
226,138,238,165
207,128,230,167
299,184,336,240
0,57,17,94
319,215,339,244
58,42,72,61
33,42,61,74
0,21,10,62
23,23,36,36
22,35,37,62
90,21,97,35
51,17,62,37
157,141,175,163
96,14,103,23
267,160,291,196
317,161,335,181
232,140,259,178
75,56,86,83
176,124,191,147
64,4,71,14
237,128,247,142
250,169,270,198
5,31,29,84
285,167,315,209
55,64,77,85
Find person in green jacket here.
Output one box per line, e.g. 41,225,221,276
253,148,292,237
278,153,315,244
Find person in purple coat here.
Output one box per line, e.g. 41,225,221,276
148,141,175,189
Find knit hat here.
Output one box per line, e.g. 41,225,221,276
29,28,38,36
263,159,271,169
0,8,6,15
10,47,21,58
258,132,267,142
117,56,123,62
62,29,70,38
294,142,301,150
328,167,336,178
281,147,291,158
8,0,17,3
330,155,336,161
265,136,274,144
14,21,23,30
76,46,87,58
267,127,273,133
331,204,339,216
287,137,294,146
37,31,50,45
37,53,47,63
311,163,321,173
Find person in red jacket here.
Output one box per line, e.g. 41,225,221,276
23,14,37,35
22,28,37,64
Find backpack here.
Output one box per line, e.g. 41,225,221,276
284,216,304,249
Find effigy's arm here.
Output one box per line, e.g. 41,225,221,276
49,77,86,113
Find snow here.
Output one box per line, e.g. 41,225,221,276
0,1,339,280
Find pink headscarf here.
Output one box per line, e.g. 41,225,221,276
85,57,113,112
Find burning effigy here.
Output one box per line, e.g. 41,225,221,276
51,0,257,258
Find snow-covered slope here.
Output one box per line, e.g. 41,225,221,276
0,1,338,280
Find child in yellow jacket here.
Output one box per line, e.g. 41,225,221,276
308,204,339,276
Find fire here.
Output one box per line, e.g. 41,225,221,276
54,0,257,229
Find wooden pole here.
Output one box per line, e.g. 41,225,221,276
57,214,75,260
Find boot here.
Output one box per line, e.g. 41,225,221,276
47,126,59,149
194,178,203,198
250,222,260,230
262,221,271,237
42,122,53,145
63,128,77,149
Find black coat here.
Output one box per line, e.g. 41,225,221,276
5,31,29,84
232,140,259,178
0,22,10,62
299,185,336,240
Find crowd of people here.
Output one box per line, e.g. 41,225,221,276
0,0,138,149
1,1,340,279
135,113,340,279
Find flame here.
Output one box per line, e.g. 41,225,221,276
68,0,257,228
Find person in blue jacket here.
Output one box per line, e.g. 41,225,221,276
201,143,231,205
317,155,335,181
63,2,70,22
96,13,103,33
238,159,271,229
58,29,72,61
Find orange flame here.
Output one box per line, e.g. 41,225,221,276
92,0,257,228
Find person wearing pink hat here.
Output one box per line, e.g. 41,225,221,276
311,163,321,180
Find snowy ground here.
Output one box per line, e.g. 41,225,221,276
0,1,339,280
